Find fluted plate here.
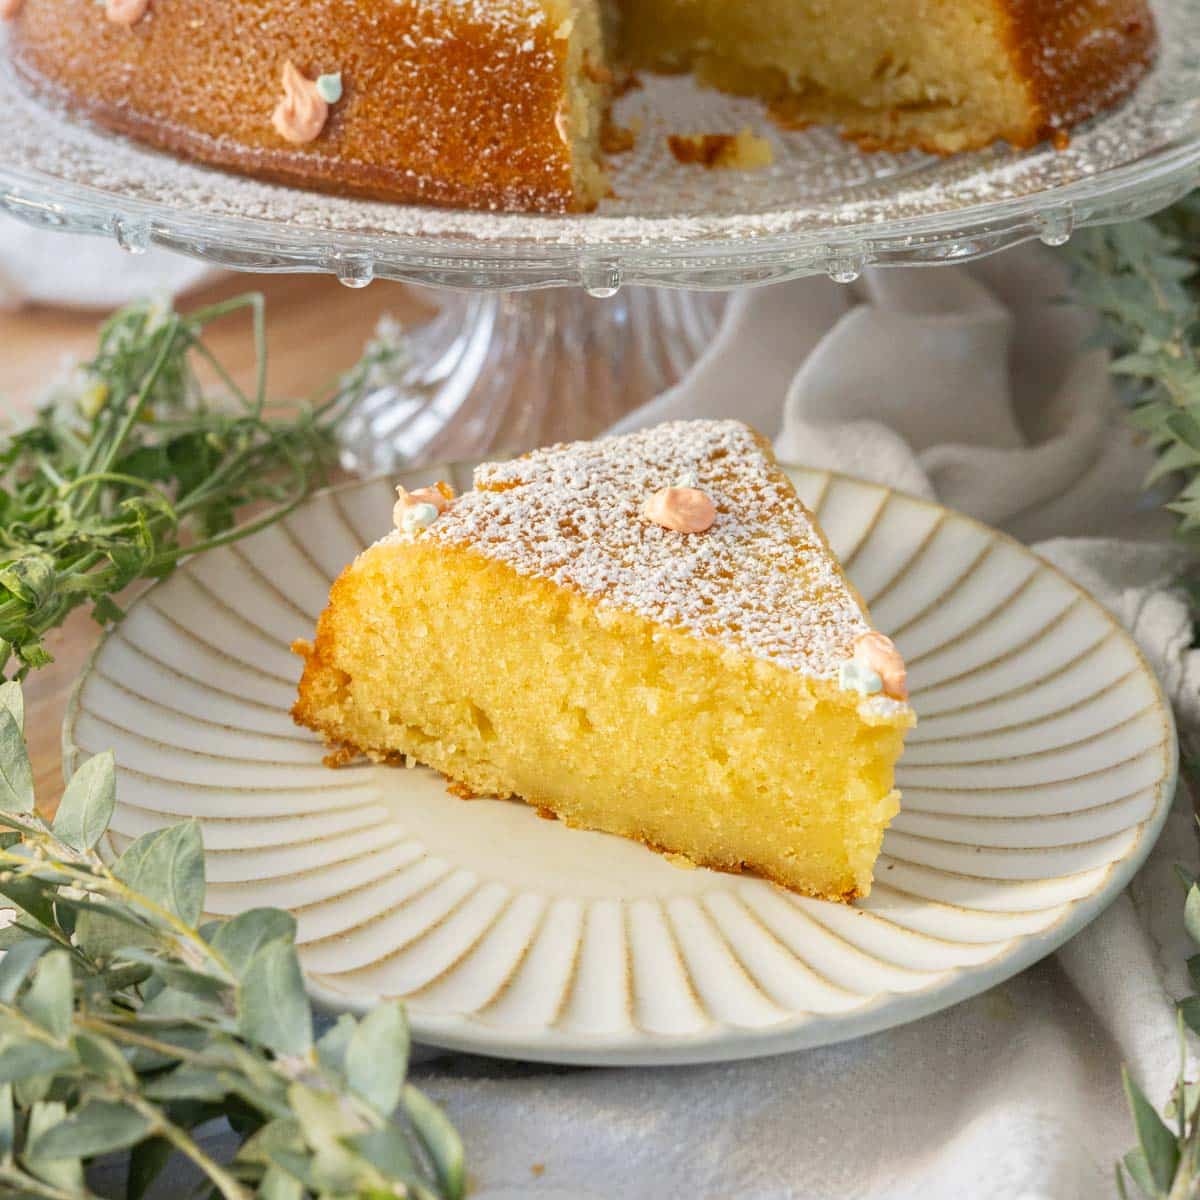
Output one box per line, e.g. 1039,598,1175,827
63,470,1176,1066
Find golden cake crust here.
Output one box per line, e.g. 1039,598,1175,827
1003,0,1158,145
9,0,589,212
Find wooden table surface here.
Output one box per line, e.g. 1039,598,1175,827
2,271,429,812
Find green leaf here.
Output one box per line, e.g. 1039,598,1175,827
114,945,230,995
310,1144,373,1195
258,1165,304,1200
0,875,57,935
345,1002,409,1117
266,1148,322,1193
123,1022,210,1073
0,1039,76,1084
1187,956,1200,993
347,1127,423,1185
316,1012,357,1079
1123,1068,1179,1196
403,1084,466,1200
14,1066,54,1108
142,1065,238,1103
140,983,226,1025
30,1099,154,1160
1181,996,1200,1036
1185,885,1200,946
277,1089,364,1190
20,951,73,1042
240,938,312,1057
115,819,206,927
289,1082,361,1148
0,681,24,735
210,907,296,978
0,920,34,950
74,1032,137,1088
0,936,51,1002
127,1136,173,1200
0,709,34,815
52,750,116,851
23,1100,84,1193
1123,1148,1159,1199
71,895,158,963
281,1087,374,1193
236,1116,305,1166
0,554,55,612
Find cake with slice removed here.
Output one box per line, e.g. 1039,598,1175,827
6,0,1156,212
292,420,914,902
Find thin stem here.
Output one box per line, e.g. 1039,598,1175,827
57,473,178,517
35,458,69,492
164,480,312,561
77,1016,230,1070
1180,1013,1189,1142
125,1094,251,1200
188,343,252,413
181,292,267,412
0,845,233,982
1169,1156,1199,1200
74,318,183,518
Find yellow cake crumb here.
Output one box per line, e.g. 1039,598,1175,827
667,128,774,170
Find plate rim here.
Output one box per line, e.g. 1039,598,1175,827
61,467,1179,1066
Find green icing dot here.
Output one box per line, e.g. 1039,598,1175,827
316,73,343,104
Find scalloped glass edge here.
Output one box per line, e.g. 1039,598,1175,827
1,42,1199,292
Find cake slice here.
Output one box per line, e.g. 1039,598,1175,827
293,420,914,901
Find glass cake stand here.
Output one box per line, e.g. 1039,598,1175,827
2,0,1199,467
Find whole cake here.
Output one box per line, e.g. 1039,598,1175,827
293,420,915,902
4,0,1155,213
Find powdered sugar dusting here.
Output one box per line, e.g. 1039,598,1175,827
408,420,872,677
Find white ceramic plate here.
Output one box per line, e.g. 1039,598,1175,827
63,469,1176,1066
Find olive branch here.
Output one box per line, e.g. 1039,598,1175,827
0,678,463,1200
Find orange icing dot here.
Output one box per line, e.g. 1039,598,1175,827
271,62,330,145
105,0,150,24
0,0,23,19
854,632,908,701
642,486,716,534
394,482,455,528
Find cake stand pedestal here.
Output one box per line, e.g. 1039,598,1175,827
2,0,1199,468
336,286,725,473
